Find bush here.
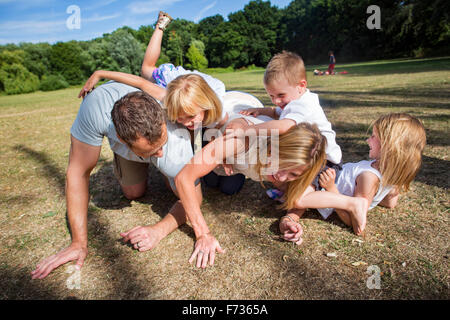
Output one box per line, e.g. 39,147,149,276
39,74,69,91
0,63,40,95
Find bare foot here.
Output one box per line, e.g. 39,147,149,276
349,197,369,235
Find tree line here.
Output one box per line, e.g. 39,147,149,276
0,0,448,95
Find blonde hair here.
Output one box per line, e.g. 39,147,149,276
164,74,222,126
257,123,327,210
372,113,426,192
264,51,306,87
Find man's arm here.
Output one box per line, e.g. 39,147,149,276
31,136,100,279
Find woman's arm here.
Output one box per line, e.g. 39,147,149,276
175,135,243,267
78,70,166,101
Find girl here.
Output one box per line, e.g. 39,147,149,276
281,113,426,239
78,11,228,131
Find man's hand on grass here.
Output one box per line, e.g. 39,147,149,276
31,242,87,279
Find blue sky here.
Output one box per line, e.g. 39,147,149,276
0,0,292,44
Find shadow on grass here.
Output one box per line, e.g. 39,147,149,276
0,266,61,299
10,144,163,299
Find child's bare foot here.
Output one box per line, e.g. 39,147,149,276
349,197,369,235
157,11,173,30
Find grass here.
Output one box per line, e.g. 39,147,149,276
0,57,449,299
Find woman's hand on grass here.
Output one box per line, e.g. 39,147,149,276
31,242,88,279
189,233,225,268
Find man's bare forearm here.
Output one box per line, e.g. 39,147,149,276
65,169,90,246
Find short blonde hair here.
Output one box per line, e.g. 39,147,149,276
264,51,306,86
164,74,222,126
372,113,426,192
257,122,327,210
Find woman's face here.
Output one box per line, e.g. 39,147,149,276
176,109,205,131
267,164,307,183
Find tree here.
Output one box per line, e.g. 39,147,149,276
104,29,145,75
186,40,208,70
0,49,40,94
228,0,282,66
208,22,247,67
20,42,52,79
0,63,39,94
50,41,84,85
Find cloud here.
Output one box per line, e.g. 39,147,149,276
127,0,184,15
84,13,122,23
193,1,217,23
84,0,119,11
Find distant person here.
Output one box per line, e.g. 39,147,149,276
328,51,336,74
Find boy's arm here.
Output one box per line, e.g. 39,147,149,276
79,70,166,101
239,107,278,119
245,118,296,135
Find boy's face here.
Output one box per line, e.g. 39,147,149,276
264,78,306,109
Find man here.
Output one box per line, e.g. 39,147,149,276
31,81,202,279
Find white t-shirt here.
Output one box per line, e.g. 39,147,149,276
210,92,272,181
275,89,342,164
318,160,393,219
70,81,194,190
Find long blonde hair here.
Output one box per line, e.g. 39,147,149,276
372,113,426,192
257,123,327,210
164,74,222,126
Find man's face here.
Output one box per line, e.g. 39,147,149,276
123,123,168,159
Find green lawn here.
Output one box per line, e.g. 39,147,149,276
0,57,449,299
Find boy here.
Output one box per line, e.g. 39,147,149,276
239,50,342,166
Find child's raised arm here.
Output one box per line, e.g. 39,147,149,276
78,70,166,101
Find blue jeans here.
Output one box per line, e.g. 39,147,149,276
202,171,245,195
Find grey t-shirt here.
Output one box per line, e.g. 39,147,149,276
70,81,193,188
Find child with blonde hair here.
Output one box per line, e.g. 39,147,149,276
79,11,228,131
236,50,342,206
281,113,427,239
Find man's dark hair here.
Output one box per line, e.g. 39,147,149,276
111,91,166,146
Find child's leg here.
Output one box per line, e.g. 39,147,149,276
141,28,164,80
141,12,172,80
295,186,368,234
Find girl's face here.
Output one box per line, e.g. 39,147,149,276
267,164,307,183
176,109,205,131
367,127,381,159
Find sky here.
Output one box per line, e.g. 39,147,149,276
0,0,292,45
